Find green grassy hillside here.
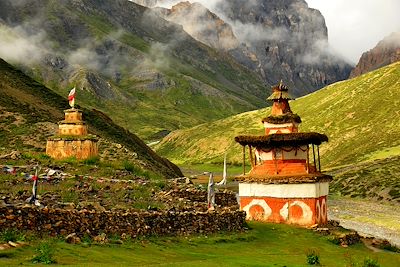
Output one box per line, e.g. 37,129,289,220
0,58,182,179
155,62,400,198
0,0,267,140
156,62,400,166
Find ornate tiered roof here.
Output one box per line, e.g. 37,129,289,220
266,80,294,101
261,113,302,124
235,132,328,148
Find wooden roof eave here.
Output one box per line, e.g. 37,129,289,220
234,132,328,148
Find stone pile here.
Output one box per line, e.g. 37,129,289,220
0,205,246,238
160,188,238,208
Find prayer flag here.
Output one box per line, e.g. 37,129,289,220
68,87,76,108
217,154,227,186
207,172,215,210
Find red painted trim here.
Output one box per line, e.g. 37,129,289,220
240,196,328,226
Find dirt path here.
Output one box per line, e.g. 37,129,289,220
328,198,400,246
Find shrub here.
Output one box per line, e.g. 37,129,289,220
31,242,56,264
81,234,92,245
0,229,25,242
362,257,380,267
123,160,136,173
306,249,320,265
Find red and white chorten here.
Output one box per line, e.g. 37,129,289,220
235,82,332,227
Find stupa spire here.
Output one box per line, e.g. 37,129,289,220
267,81,293,115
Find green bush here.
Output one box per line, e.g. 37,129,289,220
123,160,137,173
0,229,25,242
362,257,380,267
81,234,92,245
306,249,320,265
31,242,56,264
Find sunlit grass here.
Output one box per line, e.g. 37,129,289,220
1,222,399,266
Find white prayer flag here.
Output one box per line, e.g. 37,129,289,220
68,87,76,108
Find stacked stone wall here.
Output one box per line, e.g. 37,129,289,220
0,206,246,237
170,189,238,207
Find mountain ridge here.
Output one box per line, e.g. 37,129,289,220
350,31,400,78
132,0,353,96
0,0,267,139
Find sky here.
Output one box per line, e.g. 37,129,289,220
306,0,400,63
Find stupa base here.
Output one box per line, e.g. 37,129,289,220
239,181,329,226
46,136,98,160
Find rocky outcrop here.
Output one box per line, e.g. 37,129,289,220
350,32,400,78
132,0,159,7
215,0,352,96
154,2,239,51
136,0,352,96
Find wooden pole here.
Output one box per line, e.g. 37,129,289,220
317,145,321,172
249,145,255,168
306,145,310,174
273,149,278,175
312,144,316,171
242,145,246,175
255,150,257,166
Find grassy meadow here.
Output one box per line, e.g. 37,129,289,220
1,222,399,267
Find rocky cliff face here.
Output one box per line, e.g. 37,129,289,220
350,32,400,78
212,0,352,96
133,0,352,96
154,2,239,51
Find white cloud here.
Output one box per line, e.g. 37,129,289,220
306,0,400,63
0,25,49,65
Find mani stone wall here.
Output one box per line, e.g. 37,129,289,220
0,206,246,237
46,138,98,160
170,189,238,207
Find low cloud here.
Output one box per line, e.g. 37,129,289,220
0,24,50,65
68,46,102,71
144,41,171,70
230,21,289,44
